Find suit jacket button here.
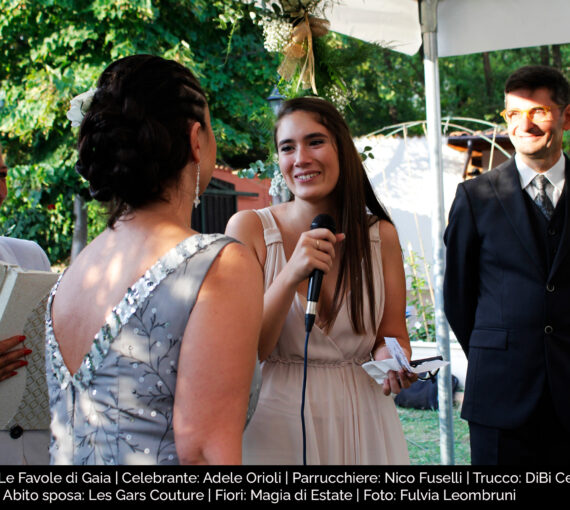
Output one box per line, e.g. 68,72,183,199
546,283,555,292
548,228,556,236
545,325,554,334
9,425,23,439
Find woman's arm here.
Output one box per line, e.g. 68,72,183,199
173,241,263,464
226,210,341,361
225,210,288,360
373,220,416,395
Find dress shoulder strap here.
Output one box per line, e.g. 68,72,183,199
254,208,283,246
369,220,380,243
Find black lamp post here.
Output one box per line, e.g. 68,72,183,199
266,85,285,116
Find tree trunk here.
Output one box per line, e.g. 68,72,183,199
482,52,493,99
540,45,550,66
552,45,562,70
71,195,87,262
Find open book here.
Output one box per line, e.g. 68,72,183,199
0,262,59,430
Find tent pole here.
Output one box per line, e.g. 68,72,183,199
419,0,455,465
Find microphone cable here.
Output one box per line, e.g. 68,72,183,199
301,295,318,465
301,329,310,466
300,213,336,466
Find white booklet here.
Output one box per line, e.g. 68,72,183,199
0,262,59,429
362,337,449,384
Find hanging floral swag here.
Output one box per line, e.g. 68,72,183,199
252,0,348,107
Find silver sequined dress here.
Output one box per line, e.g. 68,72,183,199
46,234,261,465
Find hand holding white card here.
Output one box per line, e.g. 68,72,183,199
385,337,413,372
361,337,449,385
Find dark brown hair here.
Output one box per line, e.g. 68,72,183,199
76,54,208,227
505,65,569,107
274,97,393,334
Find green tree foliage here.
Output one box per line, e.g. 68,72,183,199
0,0,278,263
1,0,568,264
330,34,426,136
440,45,570,124
274,31,426,135
335,40,570,137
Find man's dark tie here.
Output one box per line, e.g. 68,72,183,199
533,174,554,220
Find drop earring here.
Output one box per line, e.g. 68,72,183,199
193,163,201,208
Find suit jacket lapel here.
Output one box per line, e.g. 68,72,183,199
489,159,545,278
549,154,570,279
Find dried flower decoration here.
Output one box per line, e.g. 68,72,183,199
258,1,333,94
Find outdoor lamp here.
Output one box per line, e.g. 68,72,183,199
266,85,284,116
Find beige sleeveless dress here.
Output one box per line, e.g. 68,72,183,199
243,208,409,465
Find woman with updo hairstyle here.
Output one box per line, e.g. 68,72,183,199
226,96,414,465
46,55,263,465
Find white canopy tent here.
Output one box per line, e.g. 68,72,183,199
326,0,570,58
325,0,570,464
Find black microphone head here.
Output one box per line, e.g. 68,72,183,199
310,214,336,234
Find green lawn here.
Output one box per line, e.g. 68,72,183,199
397,400,471,465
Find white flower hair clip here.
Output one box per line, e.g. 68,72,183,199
66,88,96,127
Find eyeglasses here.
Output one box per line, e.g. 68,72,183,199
500,104,565,124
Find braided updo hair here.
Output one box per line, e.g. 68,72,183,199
76,54,208,227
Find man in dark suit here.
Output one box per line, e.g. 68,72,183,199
444,65,570,465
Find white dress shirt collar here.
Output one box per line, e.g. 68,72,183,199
516,152,565,206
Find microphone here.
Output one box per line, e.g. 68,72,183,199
305,214,336,333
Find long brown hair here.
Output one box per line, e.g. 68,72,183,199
274,97,393,334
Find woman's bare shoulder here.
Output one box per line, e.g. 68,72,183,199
225,209,263,238
225,209,271,269
377,219,400,245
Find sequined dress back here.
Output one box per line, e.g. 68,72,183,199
46,234,260,465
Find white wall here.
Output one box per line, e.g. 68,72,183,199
356,135,465,271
